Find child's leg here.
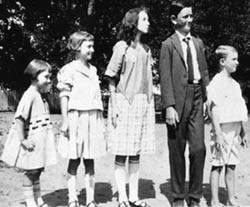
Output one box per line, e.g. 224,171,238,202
210,165,223,205
225,165,236,205
32,169,45,206
67,158,81,204
23,170,38,207
128,155,140,202
83,159,95,205
115,155,128,203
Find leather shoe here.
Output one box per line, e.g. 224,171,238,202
188,198,200,207
171,199,184,207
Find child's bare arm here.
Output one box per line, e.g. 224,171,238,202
211,104,223,149
16,117,35,151
60,96,69,136
109,79,119,128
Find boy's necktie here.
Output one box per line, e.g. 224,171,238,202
183,37,194,82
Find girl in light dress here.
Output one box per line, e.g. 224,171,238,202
207,45,248,207
105,7,155,207
57,31,106,207
1,59,57,207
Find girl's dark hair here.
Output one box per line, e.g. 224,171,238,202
117,7,148,45
24,59,52,80
169,0,193,17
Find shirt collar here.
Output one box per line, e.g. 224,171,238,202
175,30,192,42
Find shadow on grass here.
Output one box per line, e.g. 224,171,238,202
160,180,228,206
42,182,112,207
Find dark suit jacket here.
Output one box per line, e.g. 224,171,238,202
159,32,209,119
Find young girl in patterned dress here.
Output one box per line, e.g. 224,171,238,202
1,59,57,207
207,46,248,207
57,31,106,207
105,7,155,207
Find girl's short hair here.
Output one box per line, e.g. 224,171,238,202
215,45,237,59
67,31,94,51
117,7,148,45
169,0,193,17
24,59,52,80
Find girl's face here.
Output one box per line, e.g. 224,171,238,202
137,10,150,34
36,69,51,92
79,40,94,61
222,51,239,74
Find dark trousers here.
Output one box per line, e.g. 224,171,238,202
167,84,206,200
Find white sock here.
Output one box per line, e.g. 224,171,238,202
33,180,45,206
115,163,128,202
85,174,95,204
23,185,38,207
128,161,139,202
67,175,78,203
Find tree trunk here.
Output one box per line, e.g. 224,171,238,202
88,0,95,16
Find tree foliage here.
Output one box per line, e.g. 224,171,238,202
1,0,250,103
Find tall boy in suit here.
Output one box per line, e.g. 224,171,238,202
159,0,209,206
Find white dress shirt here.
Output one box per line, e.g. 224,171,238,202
176,31,201,81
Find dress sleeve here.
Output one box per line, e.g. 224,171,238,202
57,64,74,98
105,41,127,78
14,92,33,121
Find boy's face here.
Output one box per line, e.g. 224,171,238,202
79,40,94,60
172,7,193,35
223,51,239,73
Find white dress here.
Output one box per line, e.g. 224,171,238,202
57,60,106,159
1,86,57,170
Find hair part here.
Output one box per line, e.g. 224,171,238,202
169,0,193,17
117,7,148,45
24,59,52,81
215,45,238,71
215,45,237,59
67,31,94,51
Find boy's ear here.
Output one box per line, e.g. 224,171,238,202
170,15,177,25
219,58,225,66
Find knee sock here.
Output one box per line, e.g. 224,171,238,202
23,185,37,207
33,180,44,206
128,161,139,202
67,175,78,203
115,163,128,202
85,174,95,204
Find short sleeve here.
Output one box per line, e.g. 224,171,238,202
105,41,128,78
14,92,33,121
207,77,224,107
57,63,74,97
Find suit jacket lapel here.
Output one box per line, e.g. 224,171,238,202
171,33,186,68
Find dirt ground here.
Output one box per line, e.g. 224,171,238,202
0,112,250,207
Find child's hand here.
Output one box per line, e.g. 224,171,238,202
215,133,224,151
111,105,119,128
60,119,69,138
21,139,35,151
240,136,248,148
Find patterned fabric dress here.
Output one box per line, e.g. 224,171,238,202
105,41,156,156
1,86,57,170
207,73,248,166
